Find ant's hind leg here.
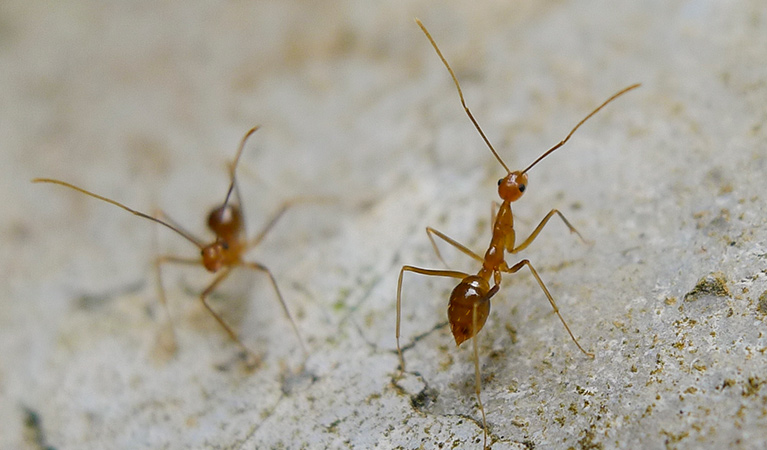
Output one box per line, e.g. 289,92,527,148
511,209,591,254
470,288,498,449
220,126,260,219
396,265,468,374
504,259,594,358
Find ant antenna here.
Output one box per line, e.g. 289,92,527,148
222,125,260,207
521,83,641,174
417,19,640,178
416,18,511,174
31,178,205,249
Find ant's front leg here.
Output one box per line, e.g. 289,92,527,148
511,209,591,254
240,260,307,359
197,267,263,366
153,254,201,354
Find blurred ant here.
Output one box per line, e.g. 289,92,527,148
34,126,306,364
396,19,640,448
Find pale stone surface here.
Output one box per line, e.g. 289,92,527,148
2,1,767,449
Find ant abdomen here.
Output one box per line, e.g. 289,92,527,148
207,204,243,241
447,275,492,346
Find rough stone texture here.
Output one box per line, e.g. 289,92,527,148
2,1,767,449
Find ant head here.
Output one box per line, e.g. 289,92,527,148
497,171,528,202
207,204,242,240
201,241,226,272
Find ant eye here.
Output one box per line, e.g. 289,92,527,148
519,184,526,192
497,179,503,186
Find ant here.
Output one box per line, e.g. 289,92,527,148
396,19,640,448
34,126,307,365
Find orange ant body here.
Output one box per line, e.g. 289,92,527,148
34,126,306,364
396,19,640,448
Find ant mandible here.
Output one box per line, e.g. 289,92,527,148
396,19,640,448
34,126,307,364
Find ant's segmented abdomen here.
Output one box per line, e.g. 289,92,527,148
447,275,492,346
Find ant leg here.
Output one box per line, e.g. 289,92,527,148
241,261,307,358
426,227,484,267
471,285,497,450
199,268,260,362
247,197,335,250
511,209,591,254
153,254,200,353
150,218,176,353
504,259,594,358
247,201,296,250
222,125,260,209
228,168,248,234
151,208,205,350
396,265,468,374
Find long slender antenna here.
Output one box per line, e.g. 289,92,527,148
32,178,205,249
521,83,640,174
416,18,511,174
222,125,260,207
